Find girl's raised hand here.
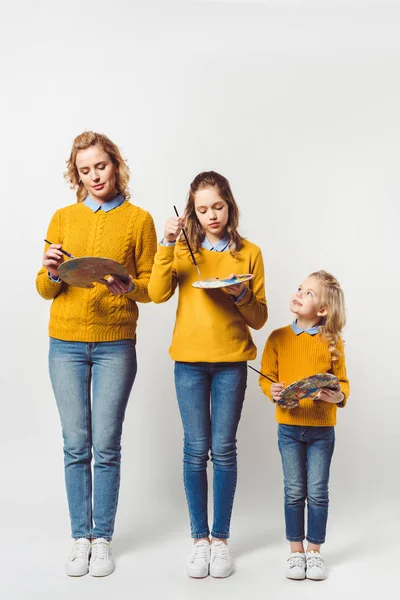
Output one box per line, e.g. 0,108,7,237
164,217,184,243
271,382,285,403
43,243,64,278
317,388,344,404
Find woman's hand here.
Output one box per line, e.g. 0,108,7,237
107,275,134,295
222,274,246,298
271,382,285,403
43,243,63,278
164,217,184,243
317,388,344,404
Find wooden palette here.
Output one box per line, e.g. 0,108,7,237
58,257,129,288
192,274,254,289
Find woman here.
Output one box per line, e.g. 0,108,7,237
36,131,157,577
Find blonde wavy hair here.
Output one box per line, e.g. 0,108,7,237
177,171,242,257
310,270,346,362
64,131,130,202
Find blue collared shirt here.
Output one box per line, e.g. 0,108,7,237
290,319,320,336
83,193,125,213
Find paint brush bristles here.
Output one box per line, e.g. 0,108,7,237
173,205,201,277
247,364,275,383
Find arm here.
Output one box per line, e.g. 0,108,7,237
35,211,64,300
148,244,178,303
331,337,350,407
124,212,158,304
234,248,268,330
259,333,279,402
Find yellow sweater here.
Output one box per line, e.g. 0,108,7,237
148,240,268,362
259,326,350,426
36,201,157,342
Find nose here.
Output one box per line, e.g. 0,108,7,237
209,209,217,220
91,170,101,182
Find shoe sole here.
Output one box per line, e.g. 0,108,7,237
210,568,233,578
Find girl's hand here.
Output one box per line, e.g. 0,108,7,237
43,243,64,278
222,274,245,298
164,217,184,243
107,275,134,295
317,388,344,404
271,382,285,403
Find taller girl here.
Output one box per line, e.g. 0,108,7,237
149,171,268,578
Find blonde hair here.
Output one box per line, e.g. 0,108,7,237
64,131,130,202
309,270,346,362
178,171,242,257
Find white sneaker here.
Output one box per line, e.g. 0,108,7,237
209,540,233,578
186,540,210,578
89,538,114,577
285,552,306,580
65,538,91,577
306,551,327,580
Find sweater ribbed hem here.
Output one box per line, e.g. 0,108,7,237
169,348,256,363
49,327,137,343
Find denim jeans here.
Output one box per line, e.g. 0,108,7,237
174,361,247,539
278,424,335,545
49,338,137,540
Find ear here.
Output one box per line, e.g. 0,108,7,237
317,306,328,317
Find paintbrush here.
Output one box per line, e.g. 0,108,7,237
44,239,75,259
173,206,202,277
247,364,276,384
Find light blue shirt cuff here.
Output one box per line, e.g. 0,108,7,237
160,238,176,246
233,287,248,303
48,272,61,283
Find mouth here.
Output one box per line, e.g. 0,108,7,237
209,223,220,229
293,299,303,307
93,183,105,191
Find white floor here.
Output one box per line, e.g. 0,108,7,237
4,501,397,600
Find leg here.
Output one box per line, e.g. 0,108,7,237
277,424,307,548
210,362,247,540
48,338,92,539
174,362,211,539
306,426,335,546
91,340,137,540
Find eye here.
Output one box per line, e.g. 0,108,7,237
81,170,89,175
215,205,224,210
98,165,105,170
307,291,313,297
198,210,206,214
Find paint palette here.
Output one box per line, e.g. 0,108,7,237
58,257,129,288
277,373,341,409
192,274,254,289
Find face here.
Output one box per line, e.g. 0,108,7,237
75,145,118,204
194,186,229,240
290,277,328,320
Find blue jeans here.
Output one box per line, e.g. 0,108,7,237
278,424,335,545
174,361,247,539
49,338,137,540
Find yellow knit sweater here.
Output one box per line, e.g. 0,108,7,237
36,201,157,342
259,326,350,426
148,240,268,362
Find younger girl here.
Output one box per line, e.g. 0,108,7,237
149,171,268,578
259,271,349,581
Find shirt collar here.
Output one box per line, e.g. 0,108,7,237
201,235,230,252
83,193,125,213
290,319,320,336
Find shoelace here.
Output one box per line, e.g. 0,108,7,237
307,555,323,569
92,541,110,560
190,542,209,563
211,542,228,562
71,540,90,560
288,556,305,568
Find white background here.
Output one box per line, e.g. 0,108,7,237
1,0,399,598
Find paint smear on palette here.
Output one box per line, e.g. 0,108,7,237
192,274,254,289
58,257,129,288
